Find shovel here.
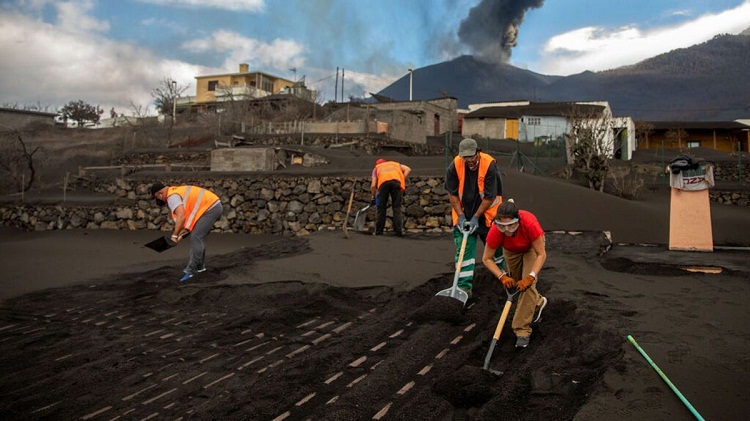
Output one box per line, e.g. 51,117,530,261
144,232,189,253
343,189,355,239
435,230,470,307
482,287,520,375
352,204,371,231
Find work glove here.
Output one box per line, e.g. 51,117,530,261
370,198,377,206
517,274,536,292
457,214,467,231
467,216,479,235
498,273,516,289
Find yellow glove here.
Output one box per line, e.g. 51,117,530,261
517,274,536,292
498,274,516,289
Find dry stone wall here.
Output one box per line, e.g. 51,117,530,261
713,161,750,183
0,176,454,236
2,171,747,234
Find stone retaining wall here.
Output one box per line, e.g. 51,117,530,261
709,190,750,206
0,176,452,236
713,161,750,183
1,174,747,235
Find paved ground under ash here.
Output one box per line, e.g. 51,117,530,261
0,236,623,420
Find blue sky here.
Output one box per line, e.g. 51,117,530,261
1,0,749,116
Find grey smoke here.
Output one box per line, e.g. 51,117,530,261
458,0,545,64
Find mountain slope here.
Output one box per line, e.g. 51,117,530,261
377,33,750,121
378,55,561,105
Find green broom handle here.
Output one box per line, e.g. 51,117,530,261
627,335,705,421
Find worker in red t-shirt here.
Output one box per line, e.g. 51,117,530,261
482,199,548,349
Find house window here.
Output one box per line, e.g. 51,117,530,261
525,117,541,125
207,80,219,91
687,140,700,148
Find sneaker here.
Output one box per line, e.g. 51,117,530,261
533,296,548,323
515,336,530,348
179,273,194,282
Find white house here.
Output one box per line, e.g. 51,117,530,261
462,101,636,160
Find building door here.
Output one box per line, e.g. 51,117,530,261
506,119,519,140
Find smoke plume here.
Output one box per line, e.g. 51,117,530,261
458,0,544,64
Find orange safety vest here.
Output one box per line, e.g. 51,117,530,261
167,186,220,231
375,161,406,190
451,152,502,227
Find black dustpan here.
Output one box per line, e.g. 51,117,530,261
145,235,176,253
145,232,189,253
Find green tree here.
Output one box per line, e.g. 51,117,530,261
59,100,103,128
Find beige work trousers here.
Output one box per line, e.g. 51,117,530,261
504,247,544,338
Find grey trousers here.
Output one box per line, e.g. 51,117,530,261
185,202,223,274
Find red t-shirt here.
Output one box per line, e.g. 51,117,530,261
486,210,544,253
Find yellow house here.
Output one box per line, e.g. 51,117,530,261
194,63,295,105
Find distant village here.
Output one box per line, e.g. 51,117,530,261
1,62,748,162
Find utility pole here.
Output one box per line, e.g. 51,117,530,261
172,80,177,126
335,67,339,103
408,69,413,101
341,68,345,102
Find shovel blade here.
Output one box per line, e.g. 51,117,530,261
435,287,469,306
144,235,175,253
352,205,371,231
482,338,499,370
482,339,505,376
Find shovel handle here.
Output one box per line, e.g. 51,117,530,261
343,189,354,238
492,300,514,340
455,231,469,272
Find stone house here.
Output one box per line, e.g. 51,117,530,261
0,108,56,130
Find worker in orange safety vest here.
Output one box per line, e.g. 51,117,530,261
371,158,411,236
445,138,504,298
151,183,224,282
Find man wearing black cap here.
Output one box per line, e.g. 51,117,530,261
150,182,223,282
444,138,504,298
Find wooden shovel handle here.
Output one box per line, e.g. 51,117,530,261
343,189,354,237
492,300,514,340
455,231,469,272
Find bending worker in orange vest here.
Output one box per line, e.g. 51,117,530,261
150,183,224,282
371,158,411,236
445,138,504,298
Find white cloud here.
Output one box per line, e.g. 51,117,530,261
537,1,750,75
182,30,306,74
140,17,188,35
665,9,691,18
55,0,109,34
135,0,265,13
0,11,208,115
